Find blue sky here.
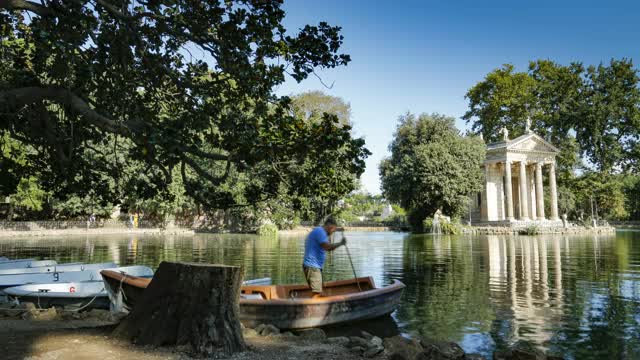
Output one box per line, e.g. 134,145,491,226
274,0,640,194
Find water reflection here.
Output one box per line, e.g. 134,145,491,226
0,231,639,359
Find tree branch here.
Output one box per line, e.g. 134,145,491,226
180,154,230,186
93,0,129,20
181,146,228,161
0,0,54,16
0,86,136,136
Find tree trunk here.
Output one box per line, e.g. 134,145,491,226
113,261,246,356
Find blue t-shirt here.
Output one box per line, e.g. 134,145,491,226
303,226,330,269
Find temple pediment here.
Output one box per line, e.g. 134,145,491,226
505,134,559,154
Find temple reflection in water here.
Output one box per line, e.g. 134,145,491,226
486,235,567,344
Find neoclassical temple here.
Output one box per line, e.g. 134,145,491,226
470,125,562,226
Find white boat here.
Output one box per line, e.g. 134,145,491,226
4,281,110,309
0,265,153,290
242,277,272,285
0,262,118,275
0,259,57,270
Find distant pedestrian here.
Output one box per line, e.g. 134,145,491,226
128,214,134,229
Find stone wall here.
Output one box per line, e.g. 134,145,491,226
465,225,616,235
0,220,193,237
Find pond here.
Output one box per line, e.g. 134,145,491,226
0,230,638,359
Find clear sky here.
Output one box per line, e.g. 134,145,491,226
274,0,640,194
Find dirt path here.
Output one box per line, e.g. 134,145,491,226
0,320,374,360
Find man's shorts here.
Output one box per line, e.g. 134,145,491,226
303,266,323,294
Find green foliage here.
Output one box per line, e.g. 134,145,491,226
572,173,628,220
382,213,408,228
621,175,640,220
380,113,486,232
256,223,278,237
422,218,433,232
290,90,351,126
0,1,367,215
440,221,460,235
10,176,46,212
521,225,540,235
422,217,460,234
49,195,114,220
339,191,385,221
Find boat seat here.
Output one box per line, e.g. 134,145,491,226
240,293,264,300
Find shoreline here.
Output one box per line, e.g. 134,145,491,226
0,222,623,238
0,224,400,238
0,313,565,360
0,227,195,238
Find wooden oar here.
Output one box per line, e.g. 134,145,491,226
342,231,362,292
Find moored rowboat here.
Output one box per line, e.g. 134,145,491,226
100,270,272,312
3,281,110,309
0,265,153,290
100,271,404,329
0,262,118,275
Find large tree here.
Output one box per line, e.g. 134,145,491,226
289,90,351,125
379,113,485,231
0,0,368,210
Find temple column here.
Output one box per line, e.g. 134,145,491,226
504,161,514,221
519,161,529,220
481,165,489,221
528,166,537,220
549,162,559,220
535,162,545,220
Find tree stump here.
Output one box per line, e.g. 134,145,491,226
113,261,246,356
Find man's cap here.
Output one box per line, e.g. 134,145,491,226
323,217,338,226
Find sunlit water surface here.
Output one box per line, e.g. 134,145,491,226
1,231,639,359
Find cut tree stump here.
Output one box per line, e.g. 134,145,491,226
113,261,246,357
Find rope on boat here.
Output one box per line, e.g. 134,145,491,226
0,288,107,313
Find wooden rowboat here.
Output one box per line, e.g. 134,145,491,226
239,277,405,329
100,270,405,329
100,270,272,312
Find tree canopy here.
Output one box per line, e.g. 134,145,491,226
289,90,351,126
0,1,369,215
379,113,485,231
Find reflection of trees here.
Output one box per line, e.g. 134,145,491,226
548,232,640,359
395,234,494,342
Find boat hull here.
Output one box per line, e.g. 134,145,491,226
101,271,147,311
239,280,405,329
101,270,404,330
4,281,110,309
0,262,117,275
0,265,153,290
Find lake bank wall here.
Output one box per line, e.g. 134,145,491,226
0,220,194,238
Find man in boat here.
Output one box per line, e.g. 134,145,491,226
303,217,346,298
